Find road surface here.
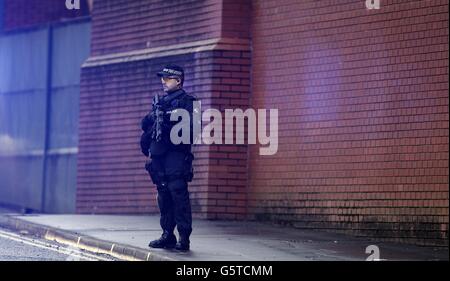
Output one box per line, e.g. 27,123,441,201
0,227,118,261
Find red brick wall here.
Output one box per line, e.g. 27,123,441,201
90,0,223,56
3,0,89,31
77,49,252,217
200,48,252,220
249,0,449,245
77,55,199,214
76,0,448,245
221,0,251,39
199,0,252,220
76,0,252,218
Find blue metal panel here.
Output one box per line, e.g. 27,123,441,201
0,20,91,213
0,90,47,152
0,156,44,210
0,29,48,210
52,22,91,88
48,86,80,149
44,154,78,213
0,29,49,92
49,22,90,149
43,21,91,213
0,29,48,154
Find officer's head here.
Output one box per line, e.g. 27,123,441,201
157,64,184,93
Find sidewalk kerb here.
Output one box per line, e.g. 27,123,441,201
0,215,176,261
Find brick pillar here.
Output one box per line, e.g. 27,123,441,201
76,0,252,219
200,46,252,220
193,0,252,219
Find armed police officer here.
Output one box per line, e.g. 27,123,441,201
140,64,196,252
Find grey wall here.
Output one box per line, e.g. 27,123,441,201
0,20,91,213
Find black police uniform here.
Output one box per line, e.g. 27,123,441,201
140,83,196,251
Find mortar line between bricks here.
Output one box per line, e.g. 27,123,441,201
1,216,176,262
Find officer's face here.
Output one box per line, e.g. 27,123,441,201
161,76,181,93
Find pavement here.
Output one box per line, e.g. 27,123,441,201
0,206,448,261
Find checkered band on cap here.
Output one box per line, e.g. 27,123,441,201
162,68,183,76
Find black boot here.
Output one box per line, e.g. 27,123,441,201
148,231,177,249
175,236,190,251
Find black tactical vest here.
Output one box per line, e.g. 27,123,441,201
149,89,196,156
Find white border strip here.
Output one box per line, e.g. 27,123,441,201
0,147,78,157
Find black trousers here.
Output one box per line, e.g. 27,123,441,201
157,179,192,238
151,151,193,238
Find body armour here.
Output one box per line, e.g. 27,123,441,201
140,89,196,157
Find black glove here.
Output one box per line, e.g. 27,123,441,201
140,131,151,156
141,114,154,132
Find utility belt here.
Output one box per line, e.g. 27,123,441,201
145,152,194,185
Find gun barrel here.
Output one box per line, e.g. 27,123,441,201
154,94,162,142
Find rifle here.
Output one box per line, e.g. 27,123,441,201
151,93,163,142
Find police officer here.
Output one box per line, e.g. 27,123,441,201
140,64,196,251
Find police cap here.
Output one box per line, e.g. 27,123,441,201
157,64,184,78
